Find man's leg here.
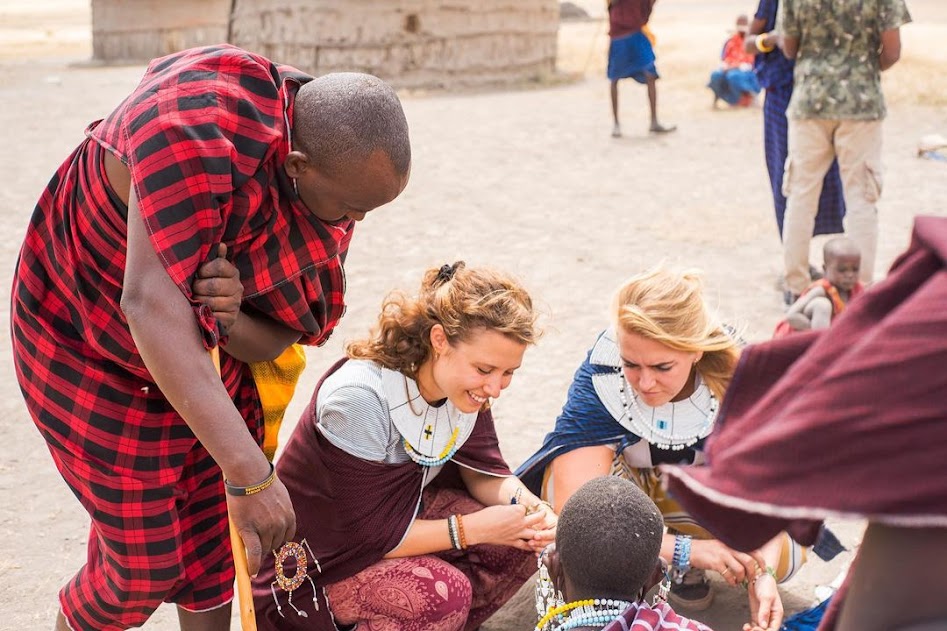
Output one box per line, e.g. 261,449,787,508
834,119,883,284
783,118,838,296
646,75,676,133
177,604,232,631
611,80,622,137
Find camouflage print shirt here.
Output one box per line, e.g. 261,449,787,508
778,0,911,120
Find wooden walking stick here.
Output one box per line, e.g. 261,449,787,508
210,346,258,631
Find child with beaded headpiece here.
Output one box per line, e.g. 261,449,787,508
251,261,558,630
535,476,715,631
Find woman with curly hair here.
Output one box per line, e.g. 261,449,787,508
252,261,557,631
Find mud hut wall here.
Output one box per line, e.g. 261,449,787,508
229,0,559,88
91,0,231,62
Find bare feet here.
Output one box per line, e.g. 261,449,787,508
650,122,677,134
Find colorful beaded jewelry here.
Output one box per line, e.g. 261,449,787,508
403,425,460,466
534,598,632,631
618,372,718,450
672,534,693,578
270,539,321,618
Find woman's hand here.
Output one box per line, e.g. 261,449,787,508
689,538,762,586
743,572,783,631
193,243,243,333
463,505,546,551
526,503,558,554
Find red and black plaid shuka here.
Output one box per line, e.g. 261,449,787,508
11,45,353,631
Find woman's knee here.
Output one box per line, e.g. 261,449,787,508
424,558,473,621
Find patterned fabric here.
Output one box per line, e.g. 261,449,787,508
602,601,714,630
11,45,353,631
326,487,535,631
661,217,947,629
762,81,845,237
250,343,308,461
326,556,471,631
778,0,912,119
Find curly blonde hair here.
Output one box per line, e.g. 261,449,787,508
611,267,740,401
346,262,539,378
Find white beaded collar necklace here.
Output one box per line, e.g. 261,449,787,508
589,329,718,450
381,367,477,466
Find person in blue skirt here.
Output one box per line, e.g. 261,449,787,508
608,0,676,137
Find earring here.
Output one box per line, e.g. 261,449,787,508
292,178,300,197
652,570,671,606
535,545,558,617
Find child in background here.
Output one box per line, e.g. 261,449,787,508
775,237,863,336
708,14,762,107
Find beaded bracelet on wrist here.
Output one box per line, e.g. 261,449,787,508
447,515,462,550
671,534,692,580
224,462,276,497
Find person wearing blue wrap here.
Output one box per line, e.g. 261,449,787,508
607,0,676,137
516,267,799,627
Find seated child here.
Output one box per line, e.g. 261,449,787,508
535,476,723,631
708,14,761,108
775,237,863,337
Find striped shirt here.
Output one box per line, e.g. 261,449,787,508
316,360,446,481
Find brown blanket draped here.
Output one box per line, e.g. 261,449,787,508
661,216,947,629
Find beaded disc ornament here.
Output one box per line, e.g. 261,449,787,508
270,539,321,618
588,329,719,451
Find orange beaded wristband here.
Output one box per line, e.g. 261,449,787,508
455,514,468,550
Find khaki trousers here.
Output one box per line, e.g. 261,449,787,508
782,118,884,294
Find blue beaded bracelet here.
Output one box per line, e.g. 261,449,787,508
672,534,692,575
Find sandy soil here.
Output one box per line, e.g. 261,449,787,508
1,1,945,629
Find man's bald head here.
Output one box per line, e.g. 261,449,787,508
293,73,411,177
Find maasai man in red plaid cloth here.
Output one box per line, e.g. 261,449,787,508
11,44,410,631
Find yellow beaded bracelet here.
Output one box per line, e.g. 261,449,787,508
224,462,276,496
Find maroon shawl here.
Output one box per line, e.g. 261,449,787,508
253,358,513,630
662,217,947,628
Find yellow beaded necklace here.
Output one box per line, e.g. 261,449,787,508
534,599,596,631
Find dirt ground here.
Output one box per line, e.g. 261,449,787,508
1,0,945,629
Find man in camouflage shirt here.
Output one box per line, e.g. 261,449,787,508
777,0,911,298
